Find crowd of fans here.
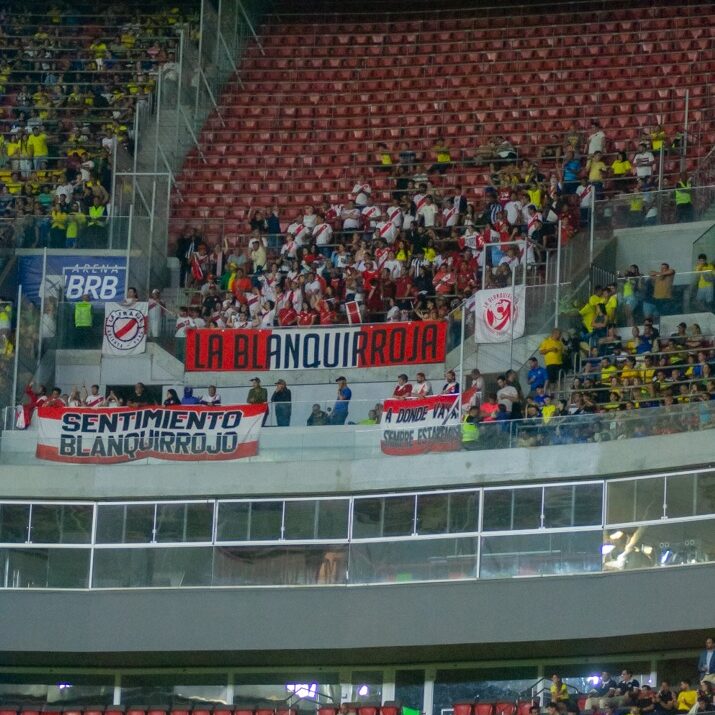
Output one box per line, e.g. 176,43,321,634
0,3,191,248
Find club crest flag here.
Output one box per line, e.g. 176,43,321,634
103,301,148,356
473,285,525,343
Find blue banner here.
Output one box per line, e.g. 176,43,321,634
18,255,128,303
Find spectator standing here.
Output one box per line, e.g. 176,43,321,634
674,172,694,222
527,356,548,393
694,255,714,310
653,682,676,715
331,376,352,424
650,263,675,315
586,120,607,155
148,288,165,338
73,293,93,348
633,142,655,182
181,386,201,405
699,637,715,684
677,681,697,712
200,385,221,405
163,389,181,406
270,378,292,427
82,384,104,407
441,369,460,394
247,377,268,412
539,328,565,391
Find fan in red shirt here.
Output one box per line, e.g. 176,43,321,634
231,268,252,304
392,373,413,399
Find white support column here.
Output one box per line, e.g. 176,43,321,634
113,673,121,705
382,668,396,703
423,668,436,715
227,672,235,704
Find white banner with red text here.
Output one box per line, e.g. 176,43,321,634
102,301,149,356
473,285,526,343
380,394,461,455
35,403,267,464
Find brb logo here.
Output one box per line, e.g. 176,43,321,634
104,307,147,352
483,291,515,336
63,263,126,301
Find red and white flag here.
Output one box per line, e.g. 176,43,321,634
473,285,526,343
345,300,362,324
102,301,149,356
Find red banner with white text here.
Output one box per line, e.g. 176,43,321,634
35,404,267,464
380,394,461,456
185,321,447,372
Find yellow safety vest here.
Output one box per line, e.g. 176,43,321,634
674,181,692,205
461,417,479,443
88,205,105,226
74,301,93,327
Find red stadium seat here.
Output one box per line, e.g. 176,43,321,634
453,704,473,715
475,704,494,715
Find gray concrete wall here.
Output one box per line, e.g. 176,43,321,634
0,564,711,667
614,220,714,274
1,426,713,500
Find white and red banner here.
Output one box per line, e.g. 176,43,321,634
380,394,461,456
185,321,447,371
102,301,148,356
473,285,526,343
35,403,267,464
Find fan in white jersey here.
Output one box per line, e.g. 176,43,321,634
312,218,333,247
340,200,362,230
374,219,397,244
385,200,403,228
351,180,372,208
199,385,221,405
442,203,459,228
174,307,194,337
411,372,433,396
361,201,381,230
83,384,104,407
302,205,318,229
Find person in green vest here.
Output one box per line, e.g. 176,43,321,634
86,195,108,247
74,293,93,348
461,405,480,450
247,377,268,425
674,172,693,223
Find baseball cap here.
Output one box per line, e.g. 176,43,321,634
250,377,261,383
335,376,346,382
275,379,286,385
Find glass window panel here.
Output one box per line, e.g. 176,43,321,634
416,494,448,535
666,474,696,519
350,671,383,703
432,668,538,715
0,674,114,707
543,485,574,528
383,496,415,536
483,488,542,531
353,498,383,539
213,545,347,586
0,548,89,588
573,483,604,526
92,547,213,588
216,502,250,541
234,673,339,709
349,537,477,584
155,503,213,543
449,492,479,534
480,531,602,579
284,501,317,540
696,473,715,516
316,500,349,540
395,670,424,711
607,477,664,524
543,484,602,528
29,505,93,544
121,673,229,707
249,502,283,541
602,518,715,571
0,504,30,543
95,504,155,544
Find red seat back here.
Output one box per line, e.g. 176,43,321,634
495,703,516,715
517,702,536,715
454,704,473,715
475,704,495,715
382,707,399,715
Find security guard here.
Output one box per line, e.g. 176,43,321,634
73,293,93,348
674,172,693,223
461,406,480,450
86,196,107,247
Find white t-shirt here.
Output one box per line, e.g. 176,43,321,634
84,393,104,407
402,211,416,231
362,205,381,227
341,207,361,230
175,315,194,337
352,183,371,207
418,203,437,227
386,205,402,227
412,380,433,397
303,212,318,229
200,392,221,404
633,151,655,177
375,220,397,243
587,130,606,155
313,223,333,246
505,200,522,226
442,205,458,227
576,183,594,208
